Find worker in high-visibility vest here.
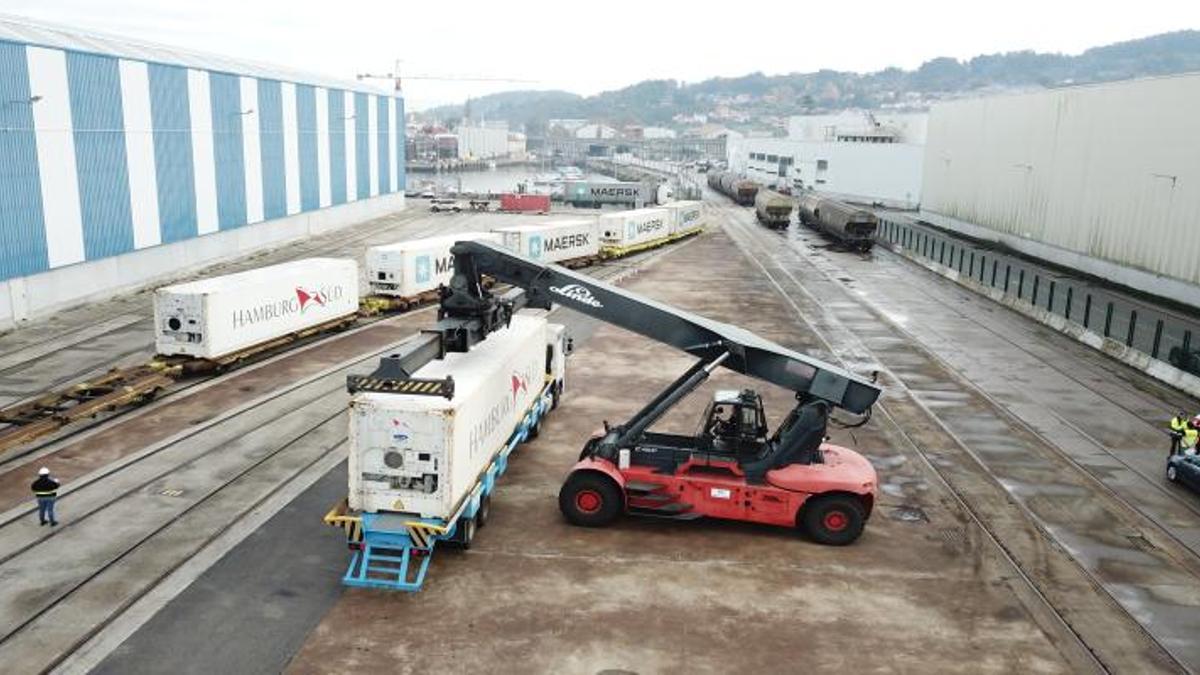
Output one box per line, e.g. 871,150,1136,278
1183,417,1200,456
30,467,59,527
1170,412,1190,455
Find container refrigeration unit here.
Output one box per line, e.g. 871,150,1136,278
367,233,500,299
154,258,359,361
332,312,569,590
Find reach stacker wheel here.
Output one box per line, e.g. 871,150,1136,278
1167,464,1179,482
802,495,866,546
559,473,622,527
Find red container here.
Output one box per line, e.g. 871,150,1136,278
500,193,550,213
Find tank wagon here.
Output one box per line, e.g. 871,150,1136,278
707,171,760,206
797,192,878,252
754,189,793,230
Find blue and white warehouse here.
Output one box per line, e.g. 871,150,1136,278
0,15,405,328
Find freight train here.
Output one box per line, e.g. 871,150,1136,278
707,171,760,206
155,204,706,364
754,189,793,230
796,192,878,252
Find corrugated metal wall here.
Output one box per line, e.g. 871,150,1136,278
0,42,48,279
327,89,346,205
148,63,197,245
0,38,405,284
922,75,1200,288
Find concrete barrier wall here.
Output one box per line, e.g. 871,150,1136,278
0,193,404,330
877,217,1200,400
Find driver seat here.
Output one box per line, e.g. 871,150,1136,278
741,401,829,484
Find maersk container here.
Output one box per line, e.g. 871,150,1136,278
562,180,650,207
348,314,550,519
494,219,599,264
367,232,500,298
597,207,671,249
661,200,704,235
154,258,359,360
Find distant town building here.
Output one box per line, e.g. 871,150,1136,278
728,110,928,209
575,124,619,140
642,126,677,139
456,125,509,159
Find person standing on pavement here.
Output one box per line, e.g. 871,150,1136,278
31,467,59,526
1170,411,1190,456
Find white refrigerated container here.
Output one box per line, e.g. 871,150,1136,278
348,313,559,519
662,200,704,235
367,232,500,298
597,207,670,248
494,219,599,264
154,258,359,359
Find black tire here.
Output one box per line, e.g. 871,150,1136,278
551,382,561,410
476,494,492,527
559,473,623,527
527,417,541,440
448,515,477,549
802,494,867,546
1167,463,1179,482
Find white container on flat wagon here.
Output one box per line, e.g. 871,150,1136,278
367,232,500,298
154,258,359,360
662,200,704,235
494,219,599,264
597,207,670,248
348,313,553,519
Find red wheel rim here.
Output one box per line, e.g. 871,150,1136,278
575,489,603,514
823,510,849,532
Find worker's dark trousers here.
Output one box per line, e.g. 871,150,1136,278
37,497,56,525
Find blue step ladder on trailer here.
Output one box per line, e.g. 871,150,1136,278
325,387,552,592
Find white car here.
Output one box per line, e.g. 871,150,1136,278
430,198,463,213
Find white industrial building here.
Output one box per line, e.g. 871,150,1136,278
727,111,926,209
456,124,510,159
0,15,404,329
921,74,1200,308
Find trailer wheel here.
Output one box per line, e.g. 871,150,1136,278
476,494,492,527
449,515,477,549
551,383,560,410
559,473,622,527
527,417,541,440
801,495,866,546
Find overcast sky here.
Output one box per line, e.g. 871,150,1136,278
6,0,1199,110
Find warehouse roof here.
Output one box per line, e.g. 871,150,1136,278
0,13,395,96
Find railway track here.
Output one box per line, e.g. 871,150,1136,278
0,234,680,675
838,234,1200,529
716,202,1191,673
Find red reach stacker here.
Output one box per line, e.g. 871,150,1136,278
379,239,882,544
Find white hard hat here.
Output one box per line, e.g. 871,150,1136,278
38,467,49,475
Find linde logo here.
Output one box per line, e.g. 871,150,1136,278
543,232,589,253
231,284,346,329
591,186,640,198
549,284,603,308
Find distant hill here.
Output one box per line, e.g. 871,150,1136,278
421,30,1200,131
